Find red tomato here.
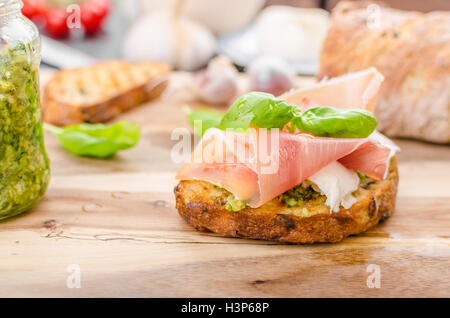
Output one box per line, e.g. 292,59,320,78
22,0,47,20
80,0,111,34
43,7,70,38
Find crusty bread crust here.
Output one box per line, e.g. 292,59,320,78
318,1,450,143
43,61,171,126
175,157,398,243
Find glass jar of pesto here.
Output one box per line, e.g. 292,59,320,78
0,0,50,220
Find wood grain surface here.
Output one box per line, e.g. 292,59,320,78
0,72,449,297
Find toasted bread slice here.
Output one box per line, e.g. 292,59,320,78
175,157,398,243
43,60,171,126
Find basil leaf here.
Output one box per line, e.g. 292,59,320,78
220,92,297,130
184,107,224,136
188,92,378,139
292,107,378,138
44,121,140,158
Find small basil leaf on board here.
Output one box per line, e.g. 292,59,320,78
292,107,378,138
184,107,224,136
44,121,140,158
220,92,297,130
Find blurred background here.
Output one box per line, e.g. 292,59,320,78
33,0,450,144
34,0,450,69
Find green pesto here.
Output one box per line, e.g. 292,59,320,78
221,181,323,211
357,171,367,181
215,170,374,212
225,194,247,211
0,43,50,220
277,184,322,208
358,172,376,190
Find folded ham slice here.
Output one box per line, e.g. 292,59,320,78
176,67,398,208
176,128,395,208
176,130,258,201
282,67,384,112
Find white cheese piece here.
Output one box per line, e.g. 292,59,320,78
308,161,360,213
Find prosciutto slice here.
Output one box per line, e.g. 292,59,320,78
176,130,258,201
177,128,395,208
282,67,384,112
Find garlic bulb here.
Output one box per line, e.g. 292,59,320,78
136,0,265,35
123,10,216,71
182,0,265,35
193,56,239,105
248,56,294,97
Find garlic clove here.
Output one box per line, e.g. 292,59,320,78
175,18,217,71
193,56,239,105
124,11,177,65
124,10,216,71
248,56,294,97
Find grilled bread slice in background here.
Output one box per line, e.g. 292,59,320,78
43,60,171,126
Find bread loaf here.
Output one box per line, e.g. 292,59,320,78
318,1,450,143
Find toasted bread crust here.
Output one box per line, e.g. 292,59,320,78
43,61,171,126
175,157,398,243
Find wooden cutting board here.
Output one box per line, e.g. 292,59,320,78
0,72,449,297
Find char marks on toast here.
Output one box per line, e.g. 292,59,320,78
43,60,171,125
